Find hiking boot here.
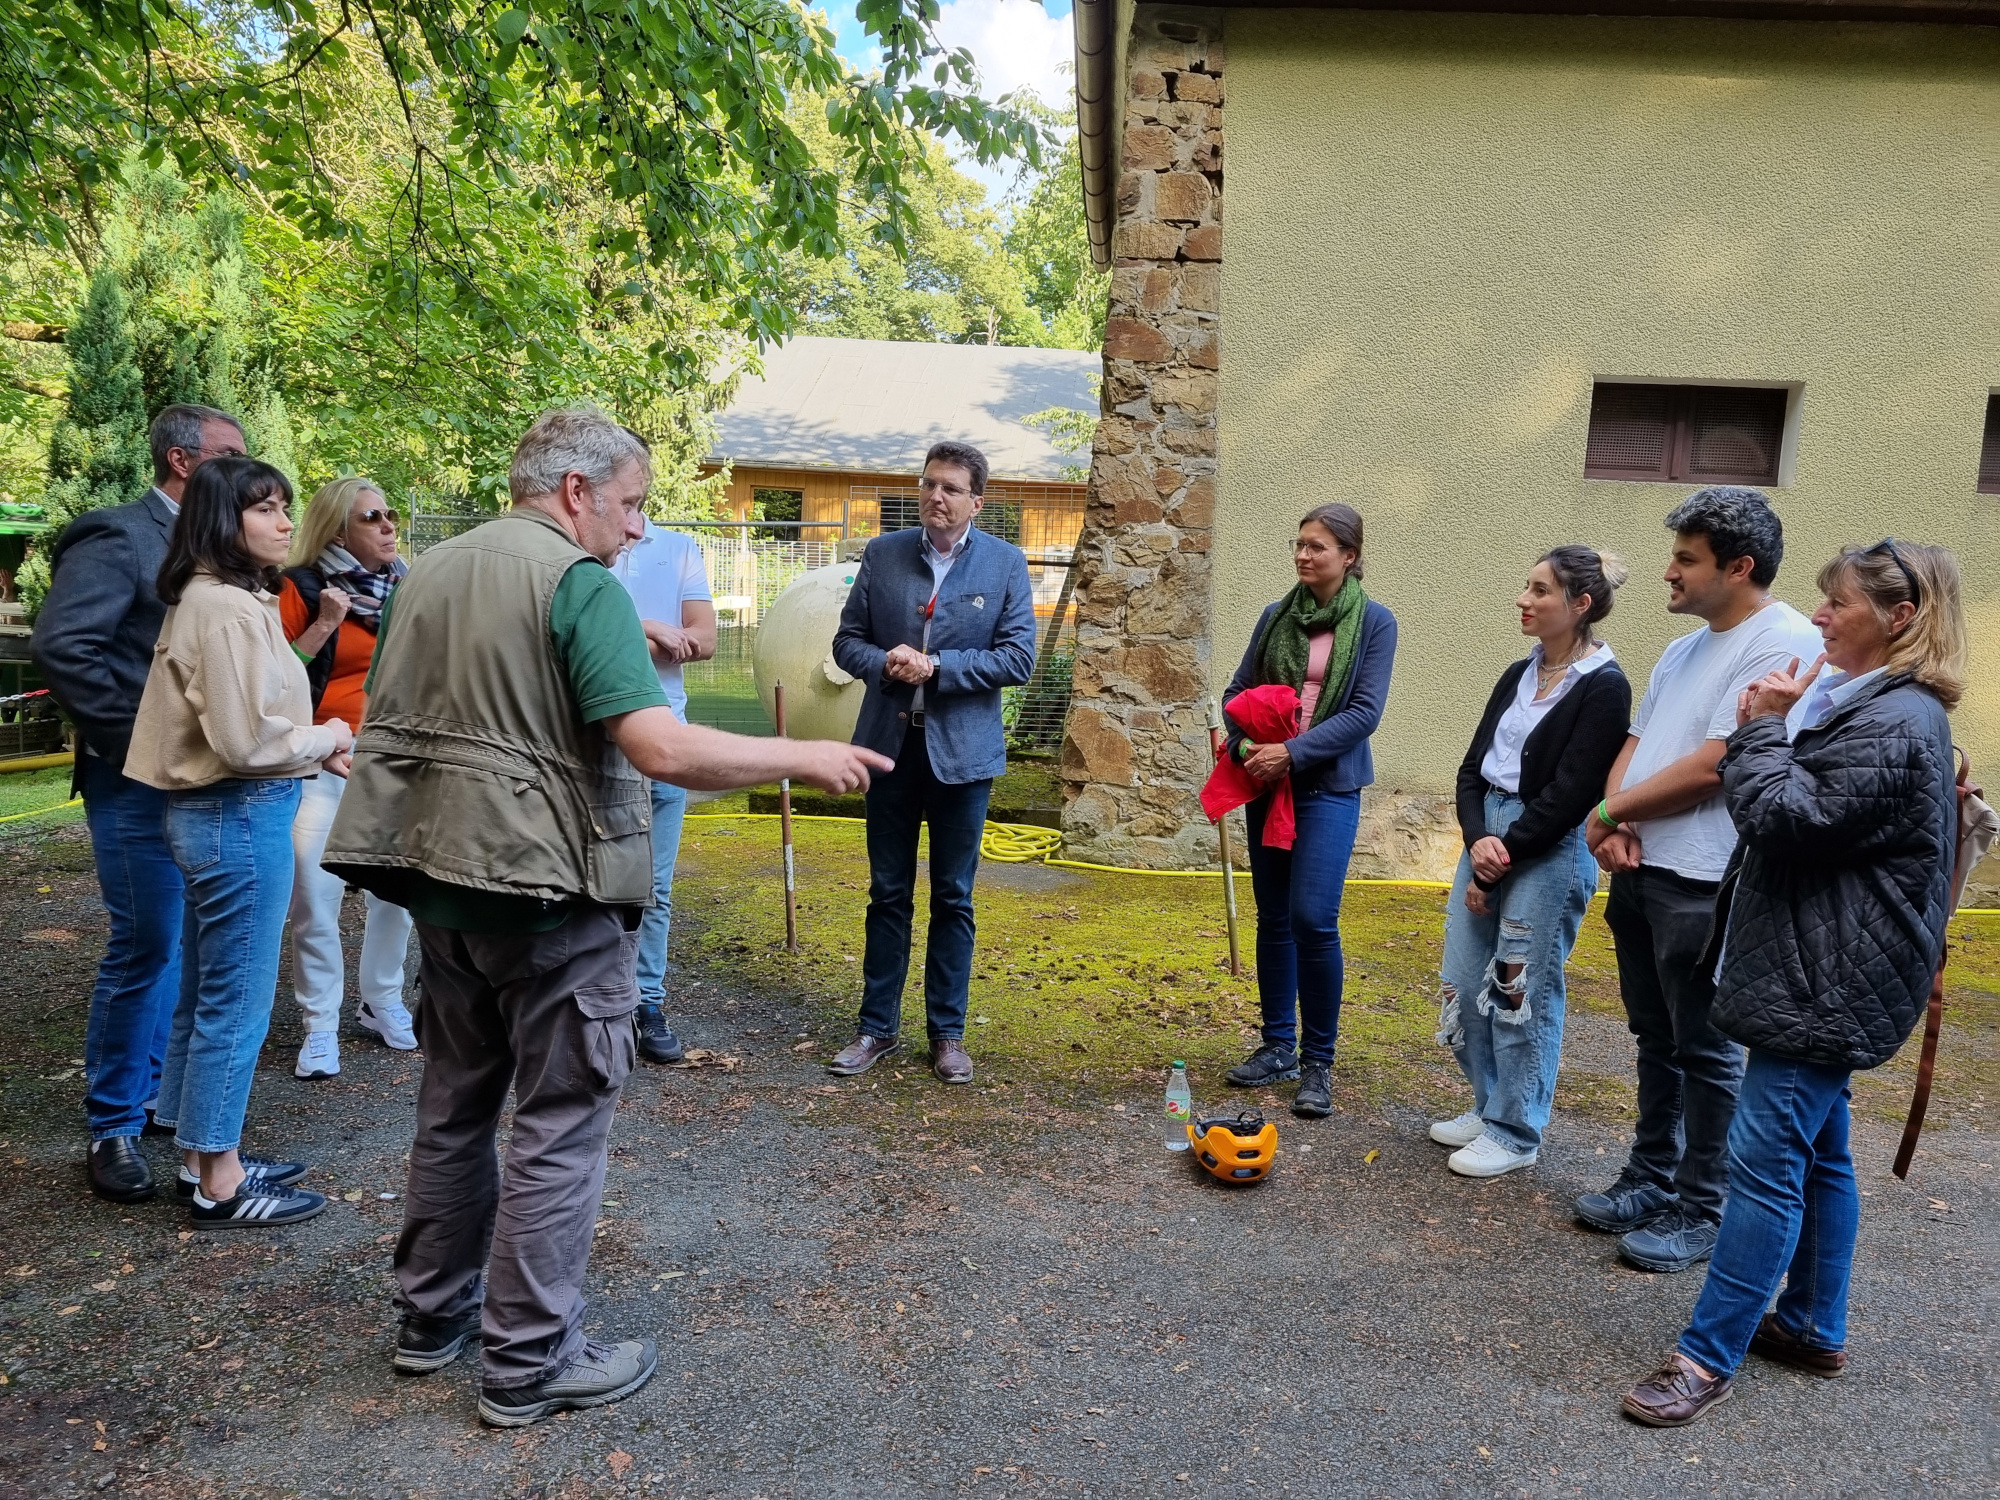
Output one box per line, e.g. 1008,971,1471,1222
477,1338,660,1428
189,1177,328,1231
828,1034,898,1077
1618,1204,1721,1273
357,998,418,1051
1573,1172,1676,1234
1621,1352,1732,1427
394,1308,484,1375
1292,1061,1333,1118
634,1005,685,1065
1225,1043,1299,1088
1428,1109,1485,1148
1448,1132,1538,1178
1749,1314,1847,1379
87,1137,155,1203
176,1152,306,1199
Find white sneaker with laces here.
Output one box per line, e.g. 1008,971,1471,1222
1428,1109,1485,1148
357,999,418,1051
1448,1132,1539,1178
295,1030,341,1079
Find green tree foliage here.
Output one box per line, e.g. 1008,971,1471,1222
1004,119,1108,352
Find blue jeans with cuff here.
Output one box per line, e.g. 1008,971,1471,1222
152,777,301,1154
79,752,184,1141
1678,1047,1859,1378
1438,791,1597,1152
857,726,990,1043
1245,787,1362,1065
634,779,688,1005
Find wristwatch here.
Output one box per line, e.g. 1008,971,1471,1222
927,653,942,674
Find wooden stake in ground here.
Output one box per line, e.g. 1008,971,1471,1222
1206,698,1242,976
773,681,800,954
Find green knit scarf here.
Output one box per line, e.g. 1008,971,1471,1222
1254,575,1368,730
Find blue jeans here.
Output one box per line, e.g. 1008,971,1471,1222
635,779,688,1006
1245,788,1362,1065
1678,1048,1859,1378
1438,792,1597,1152
79,753,184,1142
152,778,301,1154
857,727,990,1042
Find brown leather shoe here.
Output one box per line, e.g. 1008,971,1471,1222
931,1038,973,1085
1750,1314,1847,1378
828,1034,898,1077
1621,1352,1733,1427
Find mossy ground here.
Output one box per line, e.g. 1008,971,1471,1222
674,812,2000,1135
0,763,81,833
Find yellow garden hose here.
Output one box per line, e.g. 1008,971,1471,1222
0,796,81,825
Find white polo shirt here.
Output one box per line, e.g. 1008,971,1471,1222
612,519,712,723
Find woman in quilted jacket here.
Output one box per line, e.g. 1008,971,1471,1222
1621,540,1964,1428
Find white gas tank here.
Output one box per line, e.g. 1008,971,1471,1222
751,561,867,742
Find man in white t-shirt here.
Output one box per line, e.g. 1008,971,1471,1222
613,513,716,1064
1572,488,1823,1275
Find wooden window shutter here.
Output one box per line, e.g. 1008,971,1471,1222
1980,394,2000,496
1682,387,1785,486
1584,384,1676,481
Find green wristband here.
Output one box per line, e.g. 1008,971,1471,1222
291,641,315,663
1596,799,1621,830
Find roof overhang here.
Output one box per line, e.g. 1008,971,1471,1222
1073,0,2000,271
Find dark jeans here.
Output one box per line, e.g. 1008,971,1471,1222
395,906,639,1388
857,726,991,1042
1679,1048,1858,1377
1245,788,1361,1065
1604,865,1744,1222
80,753,184,1142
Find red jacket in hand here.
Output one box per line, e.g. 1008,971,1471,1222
1200,684,1299,849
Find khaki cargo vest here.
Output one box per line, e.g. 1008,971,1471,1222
325,508,652,905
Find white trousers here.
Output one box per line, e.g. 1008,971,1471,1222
289,770,414,1034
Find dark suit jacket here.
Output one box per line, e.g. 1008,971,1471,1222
831,526,1037,784
32,488,178,770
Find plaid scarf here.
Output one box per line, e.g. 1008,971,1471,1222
316,544,406,633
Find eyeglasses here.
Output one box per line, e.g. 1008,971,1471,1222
1868,538,1922,609
916,477,973,499
356,507,399,526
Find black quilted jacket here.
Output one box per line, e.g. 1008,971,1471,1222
1710,673,1955,1070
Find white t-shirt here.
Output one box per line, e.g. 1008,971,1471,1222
1621,600,1824,881
612,520,712,723
1480,641,1617,793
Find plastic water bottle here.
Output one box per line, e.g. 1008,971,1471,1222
1164,1061,1192,1151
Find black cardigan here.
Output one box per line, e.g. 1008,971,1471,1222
1455,656,1632,886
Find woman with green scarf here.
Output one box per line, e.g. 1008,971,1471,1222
1219,503,1399,1118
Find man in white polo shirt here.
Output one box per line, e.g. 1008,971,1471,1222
1574,487,1823,1275
613,510,716,1064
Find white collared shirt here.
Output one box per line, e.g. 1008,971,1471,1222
1480,640,1617,794
1784,664,1885,742
611,518,712,722
913,524,972,714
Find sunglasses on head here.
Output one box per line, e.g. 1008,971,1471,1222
1867,538,1922,609
355,506,399,526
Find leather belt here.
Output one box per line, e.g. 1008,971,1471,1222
909,710,926,729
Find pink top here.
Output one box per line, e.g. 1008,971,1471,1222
1297,630,1335,733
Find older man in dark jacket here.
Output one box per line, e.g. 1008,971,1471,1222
32,403,244,1201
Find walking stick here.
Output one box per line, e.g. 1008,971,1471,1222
773,681,800,954
1206,698,1242,977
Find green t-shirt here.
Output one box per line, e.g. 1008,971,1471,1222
366,557,667,933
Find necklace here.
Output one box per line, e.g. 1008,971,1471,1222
1536,643,1589,687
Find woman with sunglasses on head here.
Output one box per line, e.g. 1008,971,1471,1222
277,478,416,1080
1622,539,1964,1427
127,456,353,1228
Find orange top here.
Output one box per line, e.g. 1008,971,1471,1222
278,578,376,728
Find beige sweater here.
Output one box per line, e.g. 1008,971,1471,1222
126,572,341,791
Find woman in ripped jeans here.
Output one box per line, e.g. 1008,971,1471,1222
1432,546,1632,1177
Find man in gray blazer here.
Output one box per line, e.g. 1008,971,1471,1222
829,441,1036,1084
33,403,244,1201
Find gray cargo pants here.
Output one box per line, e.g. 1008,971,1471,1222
393,903,640,1388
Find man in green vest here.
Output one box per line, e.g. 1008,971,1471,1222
324,407,888,1428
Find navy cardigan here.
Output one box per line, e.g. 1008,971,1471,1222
1221,598,1398,797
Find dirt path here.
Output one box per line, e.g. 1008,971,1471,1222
0,825,1993,1499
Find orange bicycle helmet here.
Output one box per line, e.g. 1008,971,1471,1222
1188,1111,1278,1184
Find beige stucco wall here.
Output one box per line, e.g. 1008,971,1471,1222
1215,12,2000,879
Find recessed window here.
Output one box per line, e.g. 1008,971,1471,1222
1585,382,1788,486
1979,394,2000,495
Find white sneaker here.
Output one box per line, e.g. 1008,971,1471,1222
1429,1109,1485,1148
357,999,418,1051
295,1031,341,1079
1448,1132,1539,1178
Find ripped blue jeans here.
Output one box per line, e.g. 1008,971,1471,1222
1436,791,1598,1153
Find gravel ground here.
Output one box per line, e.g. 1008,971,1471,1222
1,825,1994,1500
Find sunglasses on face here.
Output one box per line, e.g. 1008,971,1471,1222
355,507,399,526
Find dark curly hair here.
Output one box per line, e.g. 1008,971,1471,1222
1663,486,1784,587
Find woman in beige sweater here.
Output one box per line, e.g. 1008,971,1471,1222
129,456,353,1230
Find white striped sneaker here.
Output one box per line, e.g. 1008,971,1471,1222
189,1177,329,1230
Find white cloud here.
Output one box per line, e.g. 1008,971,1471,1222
935,0,1073,111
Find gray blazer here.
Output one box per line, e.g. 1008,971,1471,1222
32,487,178,769
832,526,1036,784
